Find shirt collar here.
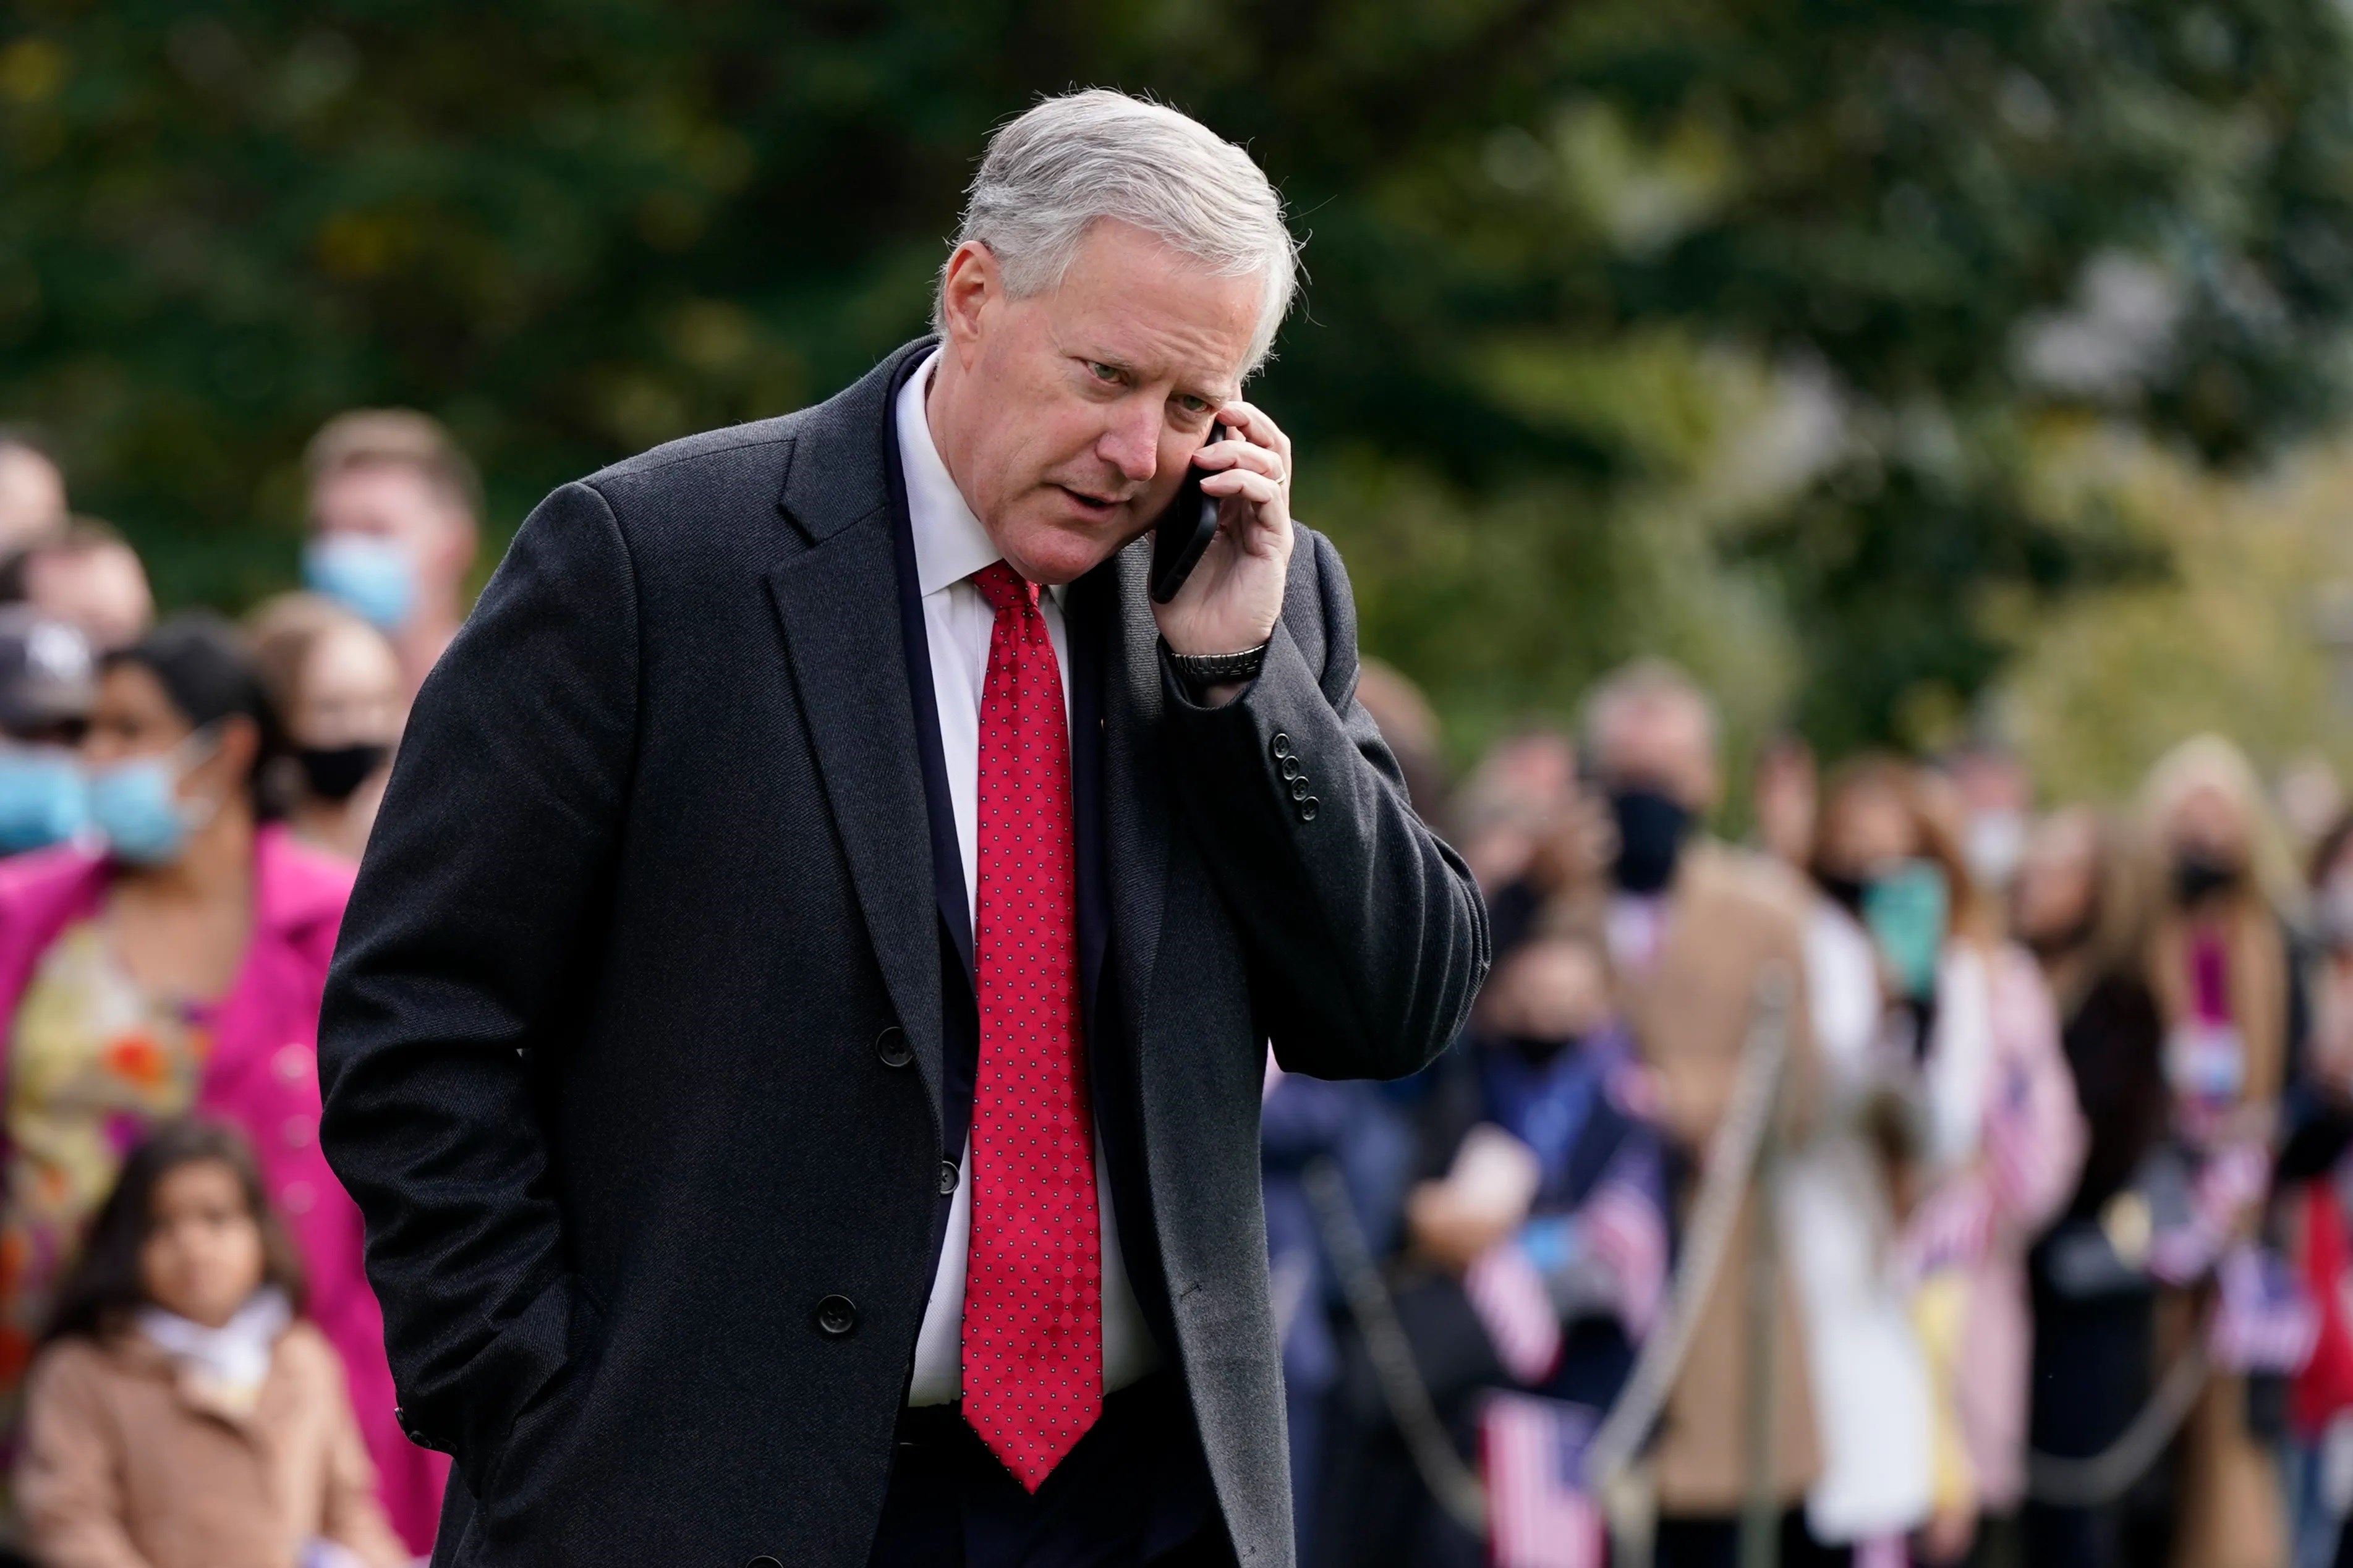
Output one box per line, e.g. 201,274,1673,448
894,349,1068,606
896,349,1005,598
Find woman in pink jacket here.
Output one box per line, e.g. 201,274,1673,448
0,616,442,1556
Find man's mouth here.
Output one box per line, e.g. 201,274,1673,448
1055,485,1125,517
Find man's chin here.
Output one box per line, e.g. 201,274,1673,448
996,513,1146,587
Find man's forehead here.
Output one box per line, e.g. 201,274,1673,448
1049,225,1257,394
1596,692,1714,762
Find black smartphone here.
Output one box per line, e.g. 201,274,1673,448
1149,423,1227,604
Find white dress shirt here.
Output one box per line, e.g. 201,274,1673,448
897,350,1162,1407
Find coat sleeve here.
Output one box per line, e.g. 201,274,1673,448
15,1347,156,1568
317,480,637,1491
1158,528,1489,1080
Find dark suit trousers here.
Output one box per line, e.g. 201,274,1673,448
867,1373,1229,1568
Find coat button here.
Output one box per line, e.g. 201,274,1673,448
281,1181,315,1215
1279,755,1303,780
1270,731,1294,760
874,1026,913,1068
814,1295,858,1337
274,1045,308,1082
1288,776,1311,802
748,1558,785,1568
282,1116,314,1151
939,1159,959,1196
1298,797,1320,823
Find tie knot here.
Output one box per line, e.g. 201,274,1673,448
971,561,1040,617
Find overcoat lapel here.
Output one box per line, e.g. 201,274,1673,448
762,345,947,1132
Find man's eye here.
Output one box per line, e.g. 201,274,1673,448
1174,394,1211,415
1087,362,1122,384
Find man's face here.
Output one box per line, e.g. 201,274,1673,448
1593,695,1718,812
310,462,472,598
935,219,1262,585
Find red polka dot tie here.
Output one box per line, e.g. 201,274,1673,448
961,561,1102,1491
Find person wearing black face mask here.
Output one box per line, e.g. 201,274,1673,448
1319,932,1669,1568
1574,661,1832,1567
1609,785,1694,897
246,596,406,865
2137,736,2304,1568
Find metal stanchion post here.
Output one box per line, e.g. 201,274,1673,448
1737,1096,1783,1568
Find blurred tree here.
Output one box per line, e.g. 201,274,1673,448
3,0,2352,752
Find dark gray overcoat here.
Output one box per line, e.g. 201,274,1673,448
317,338,1488,1567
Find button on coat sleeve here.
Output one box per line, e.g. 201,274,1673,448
317,480,637,1490
1157,528,1489,1080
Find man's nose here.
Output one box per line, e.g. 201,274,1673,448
1097,408,1162,485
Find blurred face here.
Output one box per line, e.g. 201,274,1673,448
931,219,1262,585
2012,811,2100,947
291,622,403,750
0,446,64,552
25,543,151,653
1592,693,1717,811
2161,782,2249,870
1816,778,1918,881
80,664,252,813
310,463,474,601
140,1159,265,1329
1483,938,1613,1041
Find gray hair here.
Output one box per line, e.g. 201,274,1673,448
932,89,1300,375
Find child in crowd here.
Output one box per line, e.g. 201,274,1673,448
13,1120,410,1568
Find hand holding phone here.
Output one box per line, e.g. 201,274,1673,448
1147,402,1297,679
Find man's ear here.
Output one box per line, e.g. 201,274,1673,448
938,241,1000,351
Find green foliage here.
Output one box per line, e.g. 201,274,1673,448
5,0,2353,752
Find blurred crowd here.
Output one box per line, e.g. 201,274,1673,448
0,418,478,1567
1,409,2350,1568
1272,660,2353,1568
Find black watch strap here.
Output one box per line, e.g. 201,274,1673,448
1165,640,1269,692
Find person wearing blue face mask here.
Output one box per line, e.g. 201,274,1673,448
0,615,449,1557
301,410,480,702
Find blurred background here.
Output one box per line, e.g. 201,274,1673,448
11,0,2353,805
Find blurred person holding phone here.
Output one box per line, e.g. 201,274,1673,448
1810,757,2082,1566
1317,924,1666,1568
302,410,480,699
318,89,1486,1568
247,594,406,864
0,616,445,1556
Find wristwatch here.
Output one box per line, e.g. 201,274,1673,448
1165,639,1269,694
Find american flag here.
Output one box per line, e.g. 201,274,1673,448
1899,1174,1994,1283
1481,1392,1604,1568
2210,1243,2319,1375
1466,1241,1562,1384
1983,1060,2067,1219
1583,1172,1668,1338
2150,1142,2270,1287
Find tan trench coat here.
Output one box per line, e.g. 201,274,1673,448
1620,842,1823,1517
